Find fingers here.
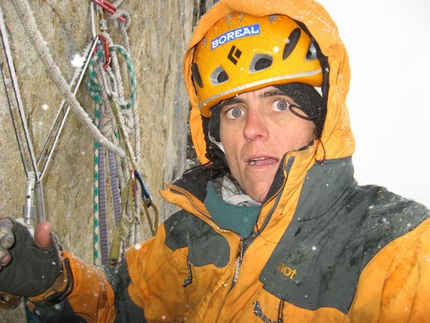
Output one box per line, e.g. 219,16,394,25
0,219,14,270
34,222,53,250
0,226,14,249
0,254,11,270
0,219,54,272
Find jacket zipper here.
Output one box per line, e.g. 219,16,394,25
232,239,245,287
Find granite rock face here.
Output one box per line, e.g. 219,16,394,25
0,0,216,320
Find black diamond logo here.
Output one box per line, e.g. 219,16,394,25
227,45,242,65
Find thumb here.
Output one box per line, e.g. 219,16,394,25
34,222,53,250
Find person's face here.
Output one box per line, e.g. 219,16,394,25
219,85,317,202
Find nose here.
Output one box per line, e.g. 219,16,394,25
243,107,269,142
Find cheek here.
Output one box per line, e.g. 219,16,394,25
219,123,236,153
220,135,236,162
220,126,241,168
266,125,313,155
300,122,317,142
283,120,316,141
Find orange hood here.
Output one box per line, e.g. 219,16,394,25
184,0,354,164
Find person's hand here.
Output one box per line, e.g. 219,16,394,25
0,218,14,269
0,217,62,297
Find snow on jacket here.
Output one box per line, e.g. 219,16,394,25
43,0,430,322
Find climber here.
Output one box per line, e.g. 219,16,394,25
1,0,430,322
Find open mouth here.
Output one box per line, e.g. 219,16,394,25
249,157,266,166
248,157,281,167
247,155,280,167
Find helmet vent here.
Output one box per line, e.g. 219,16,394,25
283,28,301,60
210,66,229,85
250,54,273,72
306,42,318,60
192,63,203,88
268,15,279,23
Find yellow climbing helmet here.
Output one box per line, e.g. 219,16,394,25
191,12,323,117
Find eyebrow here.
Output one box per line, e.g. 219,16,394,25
220,96,244,108
220,89,286,107
260,89,285,98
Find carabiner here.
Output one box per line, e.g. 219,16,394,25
96,35,111,71
134,170,153,207
91,0,126,23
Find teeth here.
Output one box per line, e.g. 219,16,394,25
249,157,266,166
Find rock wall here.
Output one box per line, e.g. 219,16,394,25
0,0,216,320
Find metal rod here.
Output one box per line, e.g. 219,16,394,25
0,5,40,182
0,64,28,175
34,180,45,223
23,172,36,226
37,36,99,179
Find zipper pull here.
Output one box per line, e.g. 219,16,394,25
237,239,245,260
233,239,245,283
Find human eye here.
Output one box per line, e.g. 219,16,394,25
273,99,291,112
224,106,244,119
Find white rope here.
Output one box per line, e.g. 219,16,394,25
12,0,126,157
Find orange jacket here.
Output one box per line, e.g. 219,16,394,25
54,0,430,322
